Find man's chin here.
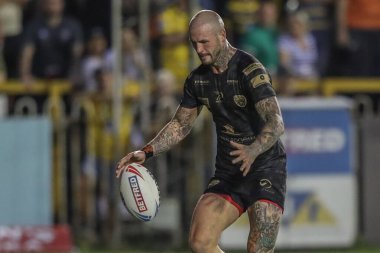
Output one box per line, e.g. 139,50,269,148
199,55,212,65
201,59,212,65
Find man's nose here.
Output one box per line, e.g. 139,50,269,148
194,43,204,54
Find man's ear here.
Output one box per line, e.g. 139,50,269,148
218,29,226,41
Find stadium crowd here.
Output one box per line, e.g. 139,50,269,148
0,0,379,96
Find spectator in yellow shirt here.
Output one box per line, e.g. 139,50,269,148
158,0,190,91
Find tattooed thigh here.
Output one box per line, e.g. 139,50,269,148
247,201,282,253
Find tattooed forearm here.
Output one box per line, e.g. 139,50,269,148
251,97,284,156
148,106,200,156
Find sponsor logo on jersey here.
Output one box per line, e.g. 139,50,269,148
194,80,210,85
128,175,148,212
259,179,272,189
250,74,270,88
214,91,224,103
243,63,265,76
260,178,274,193
220,135,255,144
227,80,239,85
233,95,247,107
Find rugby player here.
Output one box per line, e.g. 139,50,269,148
117,10,287,253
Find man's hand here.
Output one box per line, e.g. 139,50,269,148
116,151,146,178
229,141,257,176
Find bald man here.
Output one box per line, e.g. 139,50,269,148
117,10,287,253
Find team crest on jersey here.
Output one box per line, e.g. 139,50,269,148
233,95,247,107
208,179,220,188
243,63,265,76
250,74,270,88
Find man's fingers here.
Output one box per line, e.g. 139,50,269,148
230,150,241,156
118,153,135,168
116,151,147,178
230,141,243,149
242,167,250,177
116,166,124,178
232,156,244,164
240,160,252,176
117,157,127,170
116,154,134,178
117,161,124,170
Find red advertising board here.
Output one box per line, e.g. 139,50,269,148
0,225,73,252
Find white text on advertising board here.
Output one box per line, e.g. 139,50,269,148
282,128,345,153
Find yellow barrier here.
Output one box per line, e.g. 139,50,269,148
292,79,320,93
1,78,380,97
0,80,71,95
272,77,380,96
322,78,380,96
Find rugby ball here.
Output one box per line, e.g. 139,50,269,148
120,163,160,222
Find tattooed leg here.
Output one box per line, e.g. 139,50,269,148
247,201,282,253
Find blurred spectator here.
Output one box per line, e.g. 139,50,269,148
148,0,165,71
240,0,279,75
0,0,27,79
278,11,318,95
150,69,180,135
335,0,380,76
0,23,6,82
290,0,335,77
80,28,108,93
157,0,190,90
19,0,83,86
225,0,260,44
104,26,151,96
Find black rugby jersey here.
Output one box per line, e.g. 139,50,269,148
181,50,286,181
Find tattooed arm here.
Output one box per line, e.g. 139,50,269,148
116,105,201,177
147,105,200,155
230,96,284,176
251,96,285,155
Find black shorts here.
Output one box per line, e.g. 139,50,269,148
204,163,287,216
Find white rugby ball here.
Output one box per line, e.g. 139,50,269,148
120,163,160,222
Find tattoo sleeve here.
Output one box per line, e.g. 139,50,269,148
251,96,285,156
147,106,201,156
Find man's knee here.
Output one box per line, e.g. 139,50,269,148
189,234,215,253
